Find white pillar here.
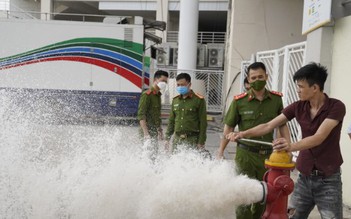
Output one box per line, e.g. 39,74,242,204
156,0,169,42
177,0,199,77
305,27,334,94
41,0,53,20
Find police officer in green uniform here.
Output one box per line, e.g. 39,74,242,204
217,62,290,219
137,70,169,159
165,73,207,152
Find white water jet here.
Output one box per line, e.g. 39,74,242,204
0,91,264,218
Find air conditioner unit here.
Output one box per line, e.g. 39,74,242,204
156,44,171,66
207,43,225,68
197,44,207,67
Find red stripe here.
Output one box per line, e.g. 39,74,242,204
144,77,150,86
0,56,142,88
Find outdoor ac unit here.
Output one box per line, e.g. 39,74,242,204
156,44,171,66
197,44,207,67
207,43,225,68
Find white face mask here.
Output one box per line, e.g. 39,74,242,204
157,81,167,93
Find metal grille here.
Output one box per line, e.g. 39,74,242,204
158,68,224,113
0,0,9,11
256,50,276,90
167,31,226,44
241,42,306,143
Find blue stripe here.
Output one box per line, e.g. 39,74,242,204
0,47,142,71
0,50,143,77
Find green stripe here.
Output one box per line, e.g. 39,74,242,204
144,56,150,67
0,37,143,62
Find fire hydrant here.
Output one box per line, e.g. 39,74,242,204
261,151,295,219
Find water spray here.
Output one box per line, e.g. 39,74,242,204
240,138,295,219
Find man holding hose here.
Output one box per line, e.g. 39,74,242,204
217,62,290,219
227,63,346,219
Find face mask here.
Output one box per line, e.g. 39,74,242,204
157,81,167,93
250,80,266,91
176,86,189,95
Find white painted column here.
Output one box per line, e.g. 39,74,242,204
177,0,199,76
156,0,169,42
41,0,53,20
305,26,334,94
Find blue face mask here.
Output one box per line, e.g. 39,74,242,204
177,86,189,95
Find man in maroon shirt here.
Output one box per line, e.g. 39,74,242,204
227,62,346,219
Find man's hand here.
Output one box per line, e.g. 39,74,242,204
197,144,205,150
272,138,291,151
158,129,164,141
226,131,244,142
164,140,171,153
216,150,225,160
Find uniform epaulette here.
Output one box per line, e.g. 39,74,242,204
234,92,248,100
270,90,283,96
145,90,158,95
194,93,204,99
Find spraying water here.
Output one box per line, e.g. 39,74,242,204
0,90,264,218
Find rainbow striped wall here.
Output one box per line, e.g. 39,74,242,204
0,37,150,88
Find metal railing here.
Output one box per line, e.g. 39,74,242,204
0,1,38,19
240,42,306,143
0,9,131,22
157,68,224,113
167,31,226,44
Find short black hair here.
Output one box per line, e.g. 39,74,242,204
154,70,169,79
244,77,249,84
293,62,328,91
246,62,266,76
176,72,191,83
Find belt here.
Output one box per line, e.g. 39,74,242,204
310,169,325,177
237,143,272,155
175,132,199,139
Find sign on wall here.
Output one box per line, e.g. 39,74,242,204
302,0,332,35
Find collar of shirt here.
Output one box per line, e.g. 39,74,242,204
304,93,330,114
149,86,161,95
178,90,194,99
247,89,271,101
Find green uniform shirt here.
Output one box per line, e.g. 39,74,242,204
166,90,207,145
137,87,162,135
224,89,283,148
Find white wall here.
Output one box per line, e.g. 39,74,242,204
305,27,334,94
330,15,351,206
224,0,306,109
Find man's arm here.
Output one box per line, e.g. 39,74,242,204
217,100,239,159
273,118,340,152
278,123,291,144
217,124,234,159
227,113,289,141
197,99,207,149
137,93,150,138
165,101,175,141
164,106,176,152
139,120,150,138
